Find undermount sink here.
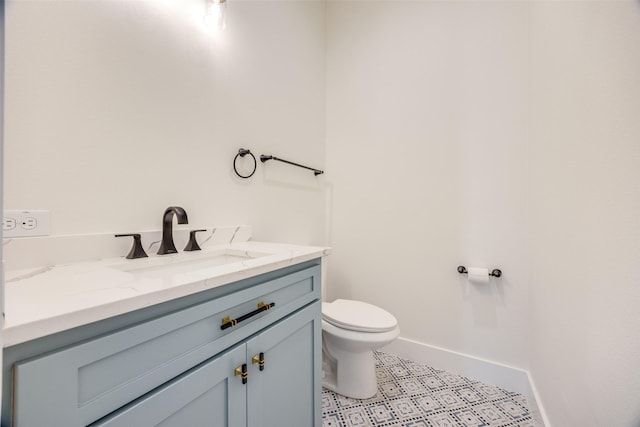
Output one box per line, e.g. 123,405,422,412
110,248,270,278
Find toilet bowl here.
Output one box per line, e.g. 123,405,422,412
321,299,400,399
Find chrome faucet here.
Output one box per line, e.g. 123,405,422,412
157,206,189,255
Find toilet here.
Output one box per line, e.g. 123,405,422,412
321,299,400,399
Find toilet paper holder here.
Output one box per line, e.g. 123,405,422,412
457,266,502,278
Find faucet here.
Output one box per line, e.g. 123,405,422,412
157,206,189,255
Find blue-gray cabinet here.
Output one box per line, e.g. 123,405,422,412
3,260,322,427
92,343,247,427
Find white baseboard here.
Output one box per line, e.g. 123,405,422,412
381,337,549,426
382,337,531,396
527,371,553,427
380,338,551,427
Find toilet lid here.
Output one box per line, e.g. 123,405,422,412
322,299,398,333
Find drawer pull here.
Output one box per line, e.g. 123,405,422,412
221,301,276,330
252,352,265,371
234,364,248,384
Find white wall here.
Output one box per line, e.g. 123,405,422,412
5,1,640,425
325,0,531,369
4,0,326,245
528,2,640,426
326,1,640,426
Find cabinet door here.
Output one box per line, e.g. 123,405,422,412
90,344,247,427
246,302,322,427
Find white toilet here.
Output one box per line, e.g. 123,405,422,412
321,299,400,399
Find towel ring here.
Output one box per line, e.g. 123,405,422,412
234,148,257,179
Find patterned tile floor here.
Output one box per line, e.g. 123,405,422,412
322,351,540,427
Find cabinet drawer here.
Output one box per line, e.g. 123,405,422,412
13,265,320,427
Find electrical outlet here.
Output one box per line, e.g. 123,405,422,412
22,218,38,230
2,218,16,231
3,210,50,238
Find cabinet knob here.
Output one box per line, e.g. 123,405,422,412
252,352,265,371
234,364,248,384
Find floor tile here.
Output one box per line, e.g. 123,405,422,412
322,351,542,427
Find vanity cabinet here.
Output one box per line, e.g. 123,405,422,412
4,260,322,427
92,304,318,427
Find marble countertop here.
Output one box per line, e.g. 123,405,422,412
3,241,330,347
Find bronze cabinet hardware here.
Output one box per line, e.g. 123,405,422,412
252,352,265,371
234,363,248,384
221,301,276,330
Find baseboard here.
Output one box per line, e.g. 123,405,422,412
381,337,531,396
381,337,550,426
380,337,551,426
527,371,553,427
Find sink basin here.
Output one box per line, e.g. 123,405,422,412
110,248,270,278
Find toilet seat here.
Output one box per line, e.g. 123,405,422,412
322,299,397,333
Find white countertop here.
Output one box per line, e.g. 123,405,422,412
3,241,330,347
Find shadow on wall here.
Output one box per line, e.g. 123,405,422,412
323,255,356,304
261,169,325,193
458,272,507,328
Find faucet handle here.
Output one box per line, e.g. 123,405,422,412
184,229,207,252
115,234,148,259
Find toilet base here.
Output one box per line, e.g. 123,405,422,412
322,347,378,399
